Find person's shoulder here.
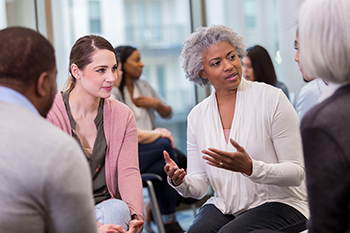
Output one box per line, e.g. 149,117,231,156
302,78,328,94
104,98,134,120
302,84,350,130
105,97,131,111
1,102,81,158
48,92,65,113
136,78,154,89
188,93,212,119
111,87,123,101
137,78,150,85
274,80,287,89
250,81,283,98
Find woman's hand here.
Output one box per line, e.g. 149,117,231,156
155,128,175,149
97,220,144,233
164,150,186,186
202,138,253,176
127,219,144,233
133,95,172,118
97,224,126,233
133,95,159,109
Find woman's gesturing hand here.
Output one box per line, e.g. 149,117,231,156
163,150,186,186
202,138,253,176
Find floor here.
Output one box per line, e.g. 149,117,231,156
142,206,197,233
141,188,207,233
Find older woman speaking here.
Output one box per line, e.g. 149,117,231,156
164,25,308,233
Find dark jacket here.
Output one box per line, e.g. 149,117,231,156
301,83,350,233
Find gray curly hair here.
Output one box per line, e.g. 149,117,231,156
181,25,246,86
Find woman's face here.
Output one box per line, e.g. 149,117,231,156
75,49,118,98
123,50,144,80
242,56,255,81
294,33,312,82
199,41,242,93
114,62,123,87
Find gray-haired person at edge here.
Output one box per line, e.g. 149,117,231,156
294,30,327,121
242,45,290,99
46,35,144,233
163,24,308,233
299,0,350,232
0,27,97,233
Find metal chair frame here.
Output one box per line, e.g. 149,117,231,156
142,173,166,233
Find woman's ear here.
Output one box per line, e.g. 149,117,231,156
199,70,207,80
71,64,81,80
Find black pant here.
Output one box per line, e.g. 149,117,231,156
188,203,307,233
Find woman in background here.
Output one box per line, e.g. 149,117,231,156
47,35,143,233
242,45,289,99
111,47,184,233
294,30,327,120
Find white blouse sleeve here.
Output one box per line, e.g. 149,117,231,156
248,91,305,186
169,110,210,199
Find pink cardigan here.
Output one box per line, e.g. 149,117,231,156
47,93,143,220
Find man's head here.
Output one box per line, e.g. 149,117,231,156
0,27,57,117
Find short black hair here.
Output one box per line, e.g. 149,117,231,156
0,27,56,87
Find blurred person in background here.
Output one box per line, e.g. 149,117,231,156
111,46,185,233
242,45,289,99
294,30,327,121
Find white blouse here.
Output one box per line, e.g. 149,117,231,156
170,78,309,218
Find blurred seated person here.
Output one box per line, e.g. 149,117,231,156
111,54,184,233
112,45,186,165
243,45,289,99
294,30,327,120
164,24,308,233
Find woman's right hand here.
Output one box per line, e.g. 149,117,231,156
164,150,186,186
155,128,175,149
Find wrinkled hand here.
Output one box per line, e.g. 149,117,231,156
164,150,186,186
127,219,144,233
155,128,175,149
133,95,159,109
202,138,253,176
97,224,126,233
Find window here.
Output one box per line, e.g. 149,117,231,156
88,0,101,34
244,0,257,29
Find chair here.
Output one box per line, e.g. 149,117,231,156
141,173,166,233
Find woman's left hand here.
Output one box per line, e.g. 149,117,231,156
127,219,144,233
202,138,253,176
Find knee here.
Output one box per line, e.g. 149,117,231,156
157,138,175,157
95,199,131,221
108,199,130,216
187,223,203,233
157,138,172,149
